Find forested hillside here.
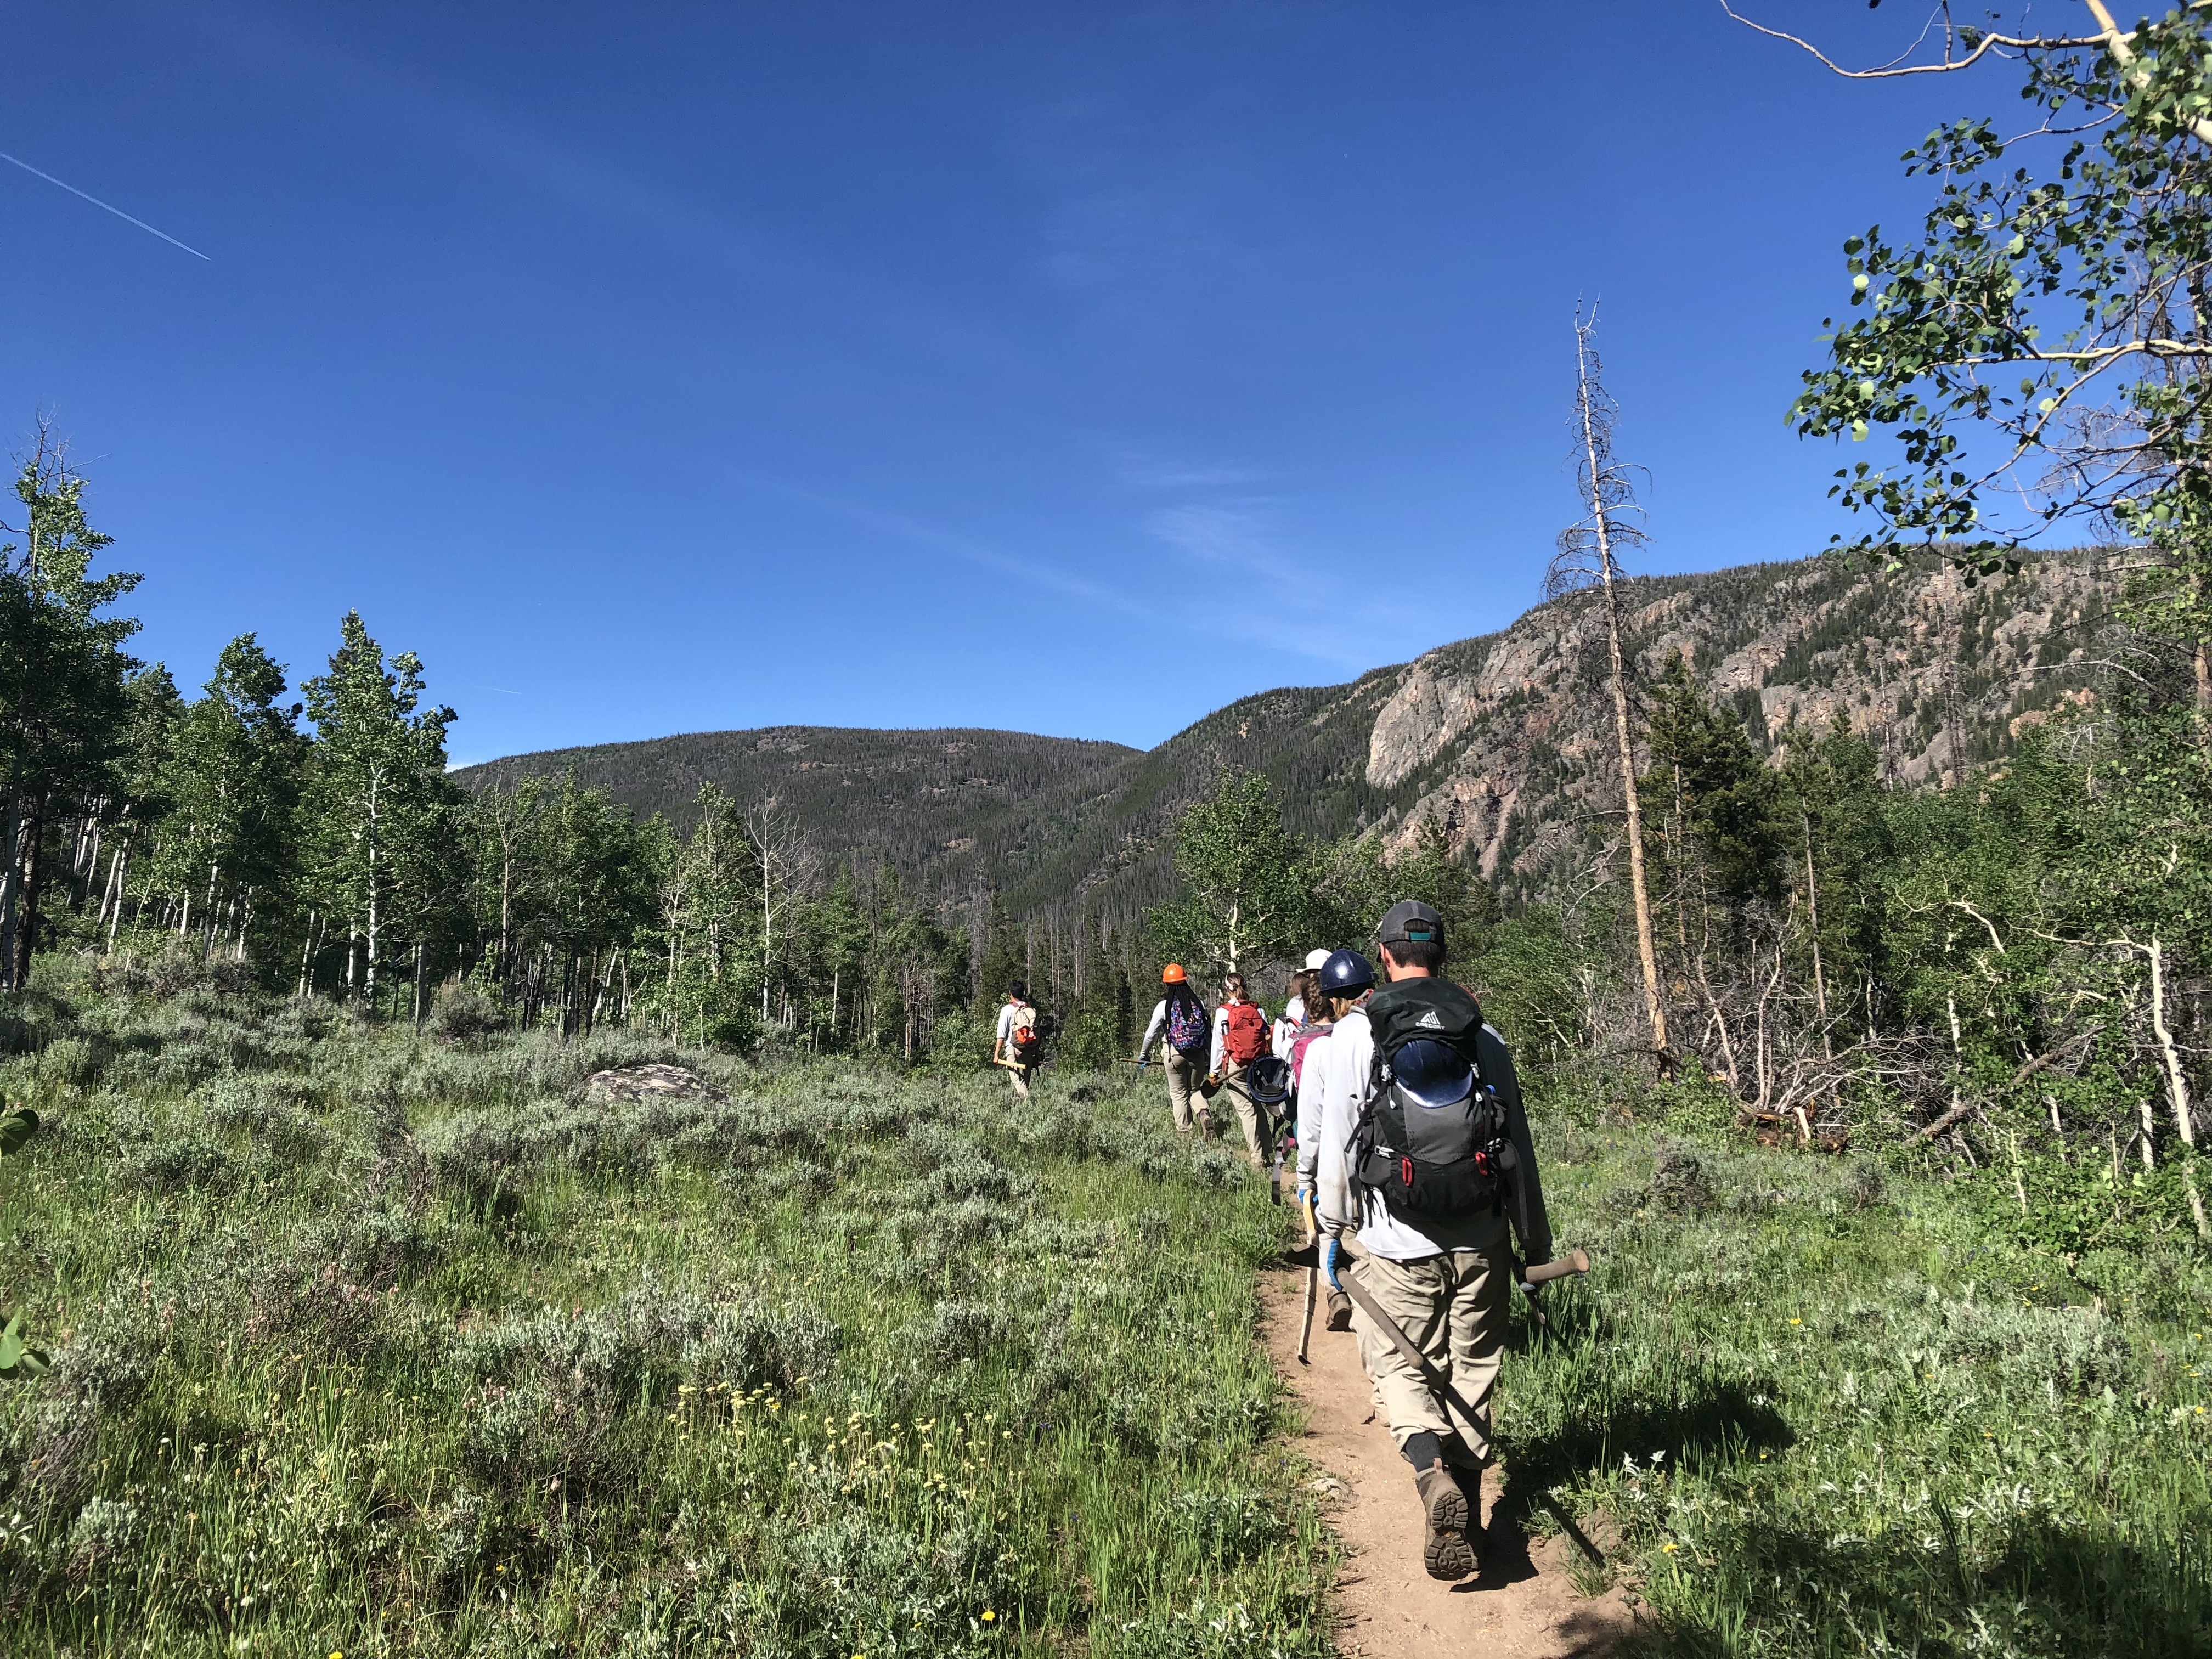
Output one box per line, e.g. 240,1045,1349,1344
466,546,2106,922
459,727,1139,904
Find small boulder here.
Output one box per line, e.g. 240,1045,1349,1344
581,1063,728,1105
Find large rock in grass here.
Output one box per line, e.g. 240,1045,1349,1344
581,1063,728,1106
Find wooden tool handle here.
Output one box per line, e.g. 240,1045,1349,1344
1522,1249,1590,1285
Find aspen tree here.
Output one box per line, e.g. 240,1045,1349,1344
152,635,304,964
301,613,456,1007
1147,767,1311,979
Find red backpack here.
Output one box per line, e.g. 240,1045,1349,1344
1290,1023,1331,1089
1222,1000,1269,1066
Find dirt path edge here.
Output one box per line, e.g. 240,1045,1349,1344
1261,1260,1640,1658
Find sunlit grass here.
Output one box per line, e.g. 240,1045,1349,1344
1507,1119,2212,1657
0,989,1334,1657
2,979,2205,1657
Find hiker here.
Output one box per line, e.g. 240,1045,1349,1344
1274,948,1330,1059
1295,946,1373,1334
1206,970,1272,1170
1312,900,1553,1582
992,980,1042,1098
1133,964,1215,1136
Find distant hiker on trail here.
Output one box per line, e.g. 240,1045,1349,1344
993,980,1041,1098
1295,946,1373,1334
1312,900,1553,1583
1207,970,1273,1171
1274,948,1330,1059
1133,964,1215,1137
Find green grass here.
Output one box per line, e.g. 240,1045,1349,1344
0,980,1334,1657
1504,1127,2212,1657
2,976,2207,1657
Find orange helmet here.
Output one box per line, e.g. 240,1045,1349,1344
1161,963,1187,984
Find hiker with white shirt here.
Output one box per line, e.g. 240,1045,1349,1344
1312,900,1553,1582
1206,970,1272,1170
992,980,1041,1098
1294,946,1372,1333
1274,948,1330,1059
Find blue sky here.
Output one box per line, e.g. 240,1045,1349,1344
5,2,1978,764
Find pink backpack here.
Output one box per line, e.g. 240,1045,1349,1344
1289,1023,1331,1090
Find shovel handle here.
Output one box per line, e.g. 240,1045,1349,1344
1521,1248,1590,1286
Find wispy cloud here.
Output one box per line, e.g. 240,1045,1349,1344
723,470,1154,624
726,469,1375,672
1143,498,1381,667
1148,501,1301,585
1111,448,1265,492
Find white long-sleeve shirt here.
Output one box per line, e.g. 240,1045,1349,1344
1138,998,1168,1056
1312,1008,1551,1264
1272,995,1307,1061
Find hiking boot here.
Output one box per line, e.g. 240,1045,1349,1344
1324,1288,1353,1331
1415,1462,1474,1581
1451,1463,1484,1539
1195,1109,1216,1139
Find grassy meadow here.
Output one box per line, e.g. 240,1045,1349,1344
0,959,2205,1657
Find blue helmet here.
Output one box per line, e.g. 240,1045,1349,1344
1246,1055,1293,1105
1317,949,1375,998
1390,1037,1475,1109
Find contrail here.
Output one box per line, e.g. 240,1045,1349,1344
0,150,210,259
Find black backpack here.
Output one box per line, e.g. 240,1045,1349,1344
1350,978,1517,1224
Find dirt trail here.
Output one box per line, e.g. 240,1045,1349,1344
1261,1261,1637,1658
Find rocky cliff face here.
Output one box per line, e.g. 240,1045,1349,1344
1358,551,2110,889
470,550,2116,923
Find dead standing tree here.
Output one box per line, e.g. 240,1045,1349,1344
1550,306,1670,1065
741,795,821,1029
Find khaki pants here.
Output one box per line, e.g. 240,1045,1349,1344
1214,1061,1267,1169
1160,1043,1207,1131
1005,1060,1032,1099
1348,1244,1511,1466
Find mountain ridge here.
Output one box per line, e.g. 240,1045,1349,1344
455,548,2111,926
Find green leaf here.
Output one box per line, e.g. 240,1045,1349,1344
0,1311,49,1381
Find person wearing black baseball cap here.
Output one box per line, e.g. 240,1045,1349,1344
1377,898,1446,958
1310,896,1554,1581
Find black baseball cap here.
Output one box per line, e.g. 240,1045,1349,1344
1378,899,1444,947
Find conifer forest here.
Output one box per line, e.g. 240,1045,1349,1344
2,9,2210,1659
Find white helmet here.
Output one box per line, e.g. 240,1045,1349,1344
1304,949,1330,970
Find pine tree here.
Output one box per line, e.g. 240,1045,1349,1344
0,442,140,988
974,890,1019,1014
